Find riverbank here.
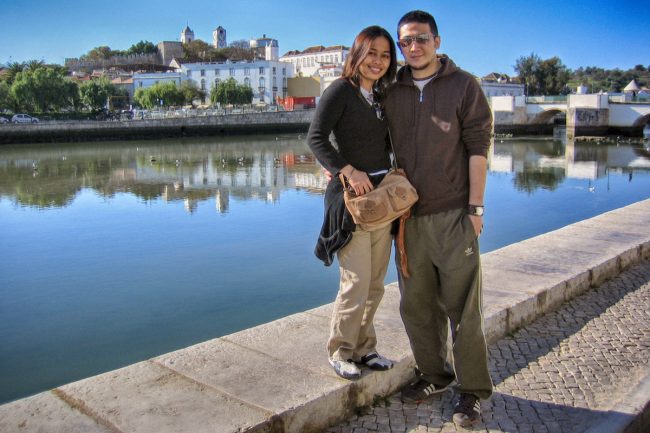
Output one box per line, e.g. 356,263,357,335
0,110,313,144
1,199,648,432
1,109,645,145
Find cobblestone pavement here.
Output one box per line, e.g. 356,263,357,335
324,259,650,433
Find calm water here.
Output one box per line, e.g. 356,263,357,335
1,134,649,404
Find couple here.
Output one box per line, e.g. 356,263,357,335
307,10,493,428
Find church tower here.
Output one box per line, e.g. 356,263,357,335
213,26,227,49
181,25,194,44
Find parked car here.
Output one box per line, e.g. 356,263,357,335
12,114,39,123
0,116,9,123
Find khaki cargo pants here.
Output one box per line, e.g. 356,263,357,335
397,208,493,399
328,223,392,362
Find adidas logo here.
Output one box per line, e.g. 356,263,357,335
465,247,474,256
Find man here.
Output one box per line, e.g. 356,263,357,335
384,10,493,428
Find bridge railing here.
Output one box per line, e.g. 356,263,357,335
526,96,568,104
608,95,650,104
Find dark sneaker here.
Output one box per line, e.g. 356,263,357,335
453,393,480,428
360,352,393,371
401,378,451,403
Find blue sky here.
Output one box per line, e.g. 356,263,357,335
1,0,648,77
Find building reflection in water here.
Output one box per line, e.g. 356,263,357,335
0,136,648,210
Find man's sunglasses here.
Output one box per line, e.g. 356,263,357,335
397,33,436,49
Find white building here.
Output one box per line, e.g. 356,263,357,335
179,59,293,104
133,72,182,91
280,45,349,77
250,35,279,61
480,73,525,98
213,26,227,49
180,26,194,44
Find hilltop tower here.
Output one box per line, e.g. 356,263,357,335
213,26,227,49
181,25,194,44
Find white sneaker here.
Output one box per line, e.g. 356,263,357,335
329,358,361,379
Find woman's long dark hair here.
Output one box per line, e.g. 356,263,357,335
342,25,397,95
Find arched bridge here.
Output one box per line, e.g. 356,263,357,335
491,94,650,136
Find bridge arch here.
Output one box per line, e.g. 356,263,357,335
632,113,650,127
530,108,566,124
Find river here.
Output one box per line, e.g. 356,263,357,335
1,134,649,404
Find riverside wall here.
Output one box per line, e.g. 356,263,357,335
0,110,314,145
0,108,643,145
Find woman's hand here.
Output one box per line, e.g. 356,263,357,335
469,214,483,237
341,165,373,195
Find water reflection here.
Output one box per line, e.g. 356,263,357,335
0,136,648,211
0,136,328,211
488,138,650,193
1,137,649,211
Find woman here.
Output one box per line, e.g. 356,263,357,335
307,26,398,379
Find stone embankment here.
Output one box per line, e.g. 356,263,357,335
0,110,313,144
0,199,649,433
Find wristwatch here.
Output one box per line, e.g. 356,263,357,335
467,204,484,216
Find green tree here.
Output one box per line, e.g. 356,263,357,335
133,87,156,109
183,40,218,61
538,57,571,95
179,81,205,106
134,82,184,109
81,46,118,61
0,81,14,111
80,77,120,111
1,61,27,85
125,40,157,56
515,53,570,96
11,67,76,112
210,77,253,105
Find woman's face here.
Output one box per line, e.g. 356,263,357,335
358,36,391,90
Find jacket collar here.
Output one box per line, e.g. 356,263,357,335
396,54,456,86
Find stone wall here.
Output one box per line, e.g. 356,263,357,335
0,110,315,145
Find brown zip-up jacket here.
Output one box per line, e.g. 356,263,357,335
384,55,492,216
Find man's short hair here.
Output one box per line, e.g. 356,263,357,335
397,10,439,38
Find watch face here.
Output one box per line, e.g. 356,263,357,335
475,207,484,216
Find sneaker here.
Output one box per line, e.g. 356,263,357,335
329,358,361,379
453,393,481,428
401,378,451,403
360,352,393,371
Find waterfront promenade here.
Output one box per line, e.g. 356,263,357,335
1,199,649,432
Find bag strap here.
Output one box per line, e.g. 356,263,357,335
387,127,413,278
387,127,400,170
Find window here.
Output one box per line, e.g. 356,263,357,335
229,68,235,76
282,67,286,76
244,77,251,87
215,69,220,76
139,82,143,87
200,79,206,90
187,70,192,77
244,67,250,76
272,77,277,87
200,69,205,77
259,77,265,88
215,78,220,87
272,67,276,75
259,67,265,74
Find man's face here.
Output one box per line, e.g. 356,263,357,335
397,22,440,73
